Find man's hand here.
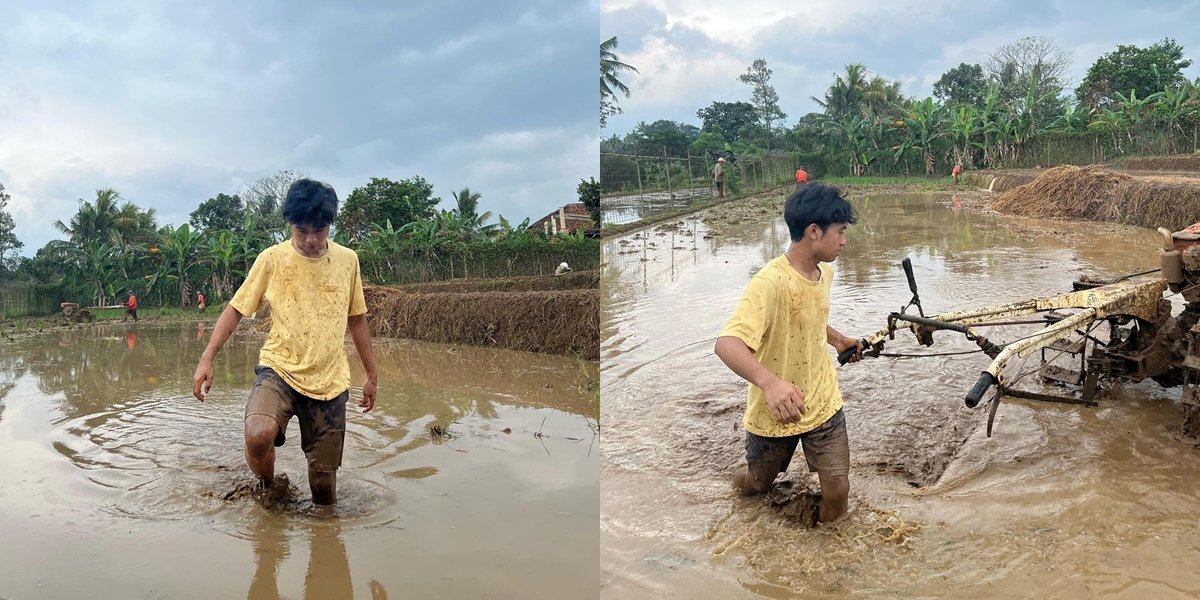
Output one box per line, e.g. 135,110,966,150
762,377,806,424
192,358,214,401
360,377,377,413
832,333,864,363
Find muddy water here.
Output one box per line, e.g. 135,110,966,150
0,323,597,598
602,187,713,225
600,191,1200,599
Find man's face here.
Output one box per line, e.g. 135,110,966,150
291,223,330,257
812,222,849,262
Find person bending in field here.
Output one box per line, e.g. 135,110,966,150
714,182,862,525
192,178,378,506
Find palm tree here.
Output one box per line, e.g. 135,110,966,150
54,188,123,246
601,36,639,128
899,97,949,176
812,64,869,121
451,187,495,238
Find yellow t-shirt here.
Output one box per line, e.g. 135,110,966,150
719,256,842,436
230,240,368,399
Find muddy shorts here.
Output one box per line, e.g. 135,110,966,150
745,409,849,483
245,365,348,473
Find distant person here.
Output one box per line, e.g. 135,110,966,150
192,178,378,507
712,157,726,199
123,293,138,322
555,262,572,276
952,163,962,185
714,182,862,526
197,292,206,314
795,166,809,191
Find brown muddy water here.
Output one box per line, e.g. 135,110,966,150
0,323,597,598
600,191,1200,599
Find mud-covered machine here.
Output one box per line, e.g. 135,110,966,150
842,222,1200,438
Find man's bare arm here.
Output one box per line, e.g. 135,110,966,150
348,314,378,412
192,304,245,400
714,336,805,423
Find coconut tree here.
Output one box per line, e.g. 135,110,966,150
813,63,869,121
601,36,639,128
54,188,124,246
451,187,495,238
157,223,205,307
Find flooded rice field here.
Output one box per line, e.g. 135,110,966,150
0,323,598,598
600,191,1200,598
602,187,713,225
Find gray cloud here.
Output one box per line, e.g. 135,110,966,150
1,0,598,254
602,0,1200,133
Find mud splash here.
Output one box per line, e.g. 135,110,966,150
601,190,1200,598
0,324,598,598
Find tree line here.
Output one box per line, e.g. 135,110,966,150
0,170,600,311
601,36,1200,179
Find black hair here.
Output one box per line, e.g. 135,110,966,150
281,179,338,228
783,182,857,241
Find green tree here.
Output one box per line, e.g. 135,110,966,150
1076,38,1192,110
601,36,639,129
242,169,303,238
695,101,758,143
0,183,23,273
336,176,441,243
190,193,245,234
628,120,700,156
814,64,870,120
54,188,123,246
577,177,601,227
933,63,987,108
451,187,494,237
738,58,787,149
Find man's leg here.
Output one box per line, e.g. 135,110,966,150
244,367,294,489
734,432,800,495
297,391,348,505
800,409,851,523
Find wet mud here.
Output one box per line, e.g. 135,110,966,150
601,190,1200,598
0,324,597,598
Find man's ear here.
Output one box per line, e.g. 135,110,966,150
807,223,822,239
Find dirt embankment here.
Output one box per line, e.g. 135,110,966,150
255,272,599,360
965,162,1200,231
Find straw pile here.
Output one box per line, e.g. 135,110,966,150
992,164,1200,230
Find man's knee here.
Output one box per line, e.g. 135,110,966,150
245,416,279,454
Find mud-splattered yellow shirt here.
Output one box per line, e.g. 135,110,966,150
720,256,842,437
230,240,367,399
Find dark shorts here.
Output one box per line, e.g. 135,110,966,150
745,409,849,484
245,365,348,473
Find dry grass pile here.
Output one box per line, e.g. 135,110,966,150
393,270,598,294
1122,155,1200,172
363,286,598,359
992,164,1200,230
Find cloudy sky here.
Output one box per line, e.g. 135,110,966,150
601,0,1200,135
0,0,598,255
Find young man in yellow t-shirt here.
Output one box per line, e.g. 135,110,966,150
715,182,862,524
191,179,378,506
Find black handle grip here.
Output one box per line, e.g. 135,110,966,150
837,338,868,365
964,372,997,408
902,257,918,296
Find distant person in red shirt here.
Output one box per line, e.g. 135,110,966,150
197,292,206,314
123,293,138,322
952,163,962,184
795,166,809,191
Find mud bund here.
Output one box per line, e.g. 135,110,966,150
363,286,599,360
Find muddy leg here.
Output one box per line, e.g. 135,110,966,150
309,467,337,505
245,414,279,484
816,471,849,523
732,466,773,495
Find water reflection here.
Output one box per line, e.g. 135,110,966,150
246,511,383,600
